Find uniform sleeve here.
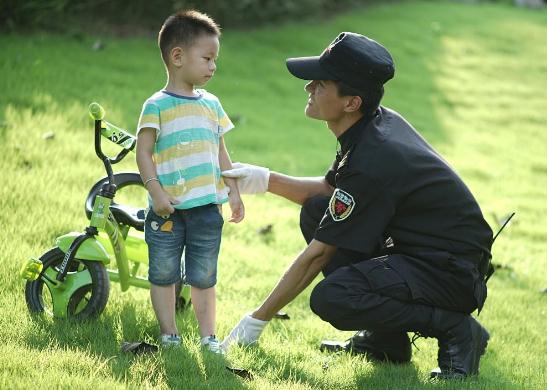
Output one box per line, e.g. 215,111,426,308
137,101,161,138
314,170,394,256
216,100,234,135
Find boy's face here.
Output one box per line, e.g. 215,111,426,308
176,34,220,86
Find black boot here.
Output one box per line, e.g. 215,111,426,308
320,330,412,364
429,310,490,379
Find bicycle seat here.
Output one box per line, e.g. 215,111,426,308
85,172,146,232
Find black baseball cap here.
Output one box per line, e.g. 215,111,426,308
286,32,395,91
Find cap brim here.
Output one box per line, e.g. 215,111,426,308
286,56,335,80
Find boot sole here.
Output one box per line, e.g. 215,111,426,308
320,340,411,363
320,340,350,353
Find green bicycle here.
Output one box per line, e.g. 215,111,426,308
21,103,190,320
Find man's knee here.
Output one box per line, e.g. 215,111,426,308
310,279,341,325
300,196,330,244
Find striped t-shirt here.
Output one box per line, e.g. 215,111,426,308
137,89,234,209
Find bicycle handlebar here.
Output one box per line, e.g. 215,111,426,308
88,102,132,187
89,102,105,121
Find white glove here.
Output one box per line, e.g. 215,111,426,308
221,314,269,351
221,162,270,194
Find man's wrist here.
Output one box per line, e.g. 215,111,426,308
251,308,272,322
266,171,278,192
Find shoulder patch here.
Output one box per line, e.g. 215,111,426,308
329,188,355,221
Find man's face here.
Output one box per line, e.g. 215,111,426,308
304,80,347,121
179,34,219,86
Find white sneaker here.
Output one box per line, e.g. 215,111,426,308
201,335,224,354
161,334,181,347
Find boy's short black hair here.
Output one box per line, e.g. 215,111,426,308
336,81,384,115
158,10,220,64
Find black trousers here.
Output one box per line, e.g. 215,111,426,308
300,196,474,333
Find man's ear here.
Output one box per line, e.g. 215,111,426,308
344,95,363,113
170,46,184,67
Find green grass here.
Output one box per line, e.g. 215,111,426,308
1,1,546,388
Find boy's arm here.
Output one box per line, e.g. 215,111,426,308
219,136,244,222
136,128,177,215
218,136,237,190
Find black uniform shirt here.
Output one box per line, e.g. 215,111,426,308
315,107,493,305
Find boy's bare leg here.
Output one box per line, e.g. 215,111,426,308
151,283,178,335
192,286,216,337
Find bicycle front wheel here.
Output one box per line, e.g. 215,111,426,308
25,247,110,320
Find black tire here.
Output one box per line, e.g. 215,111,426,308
174,281,191,312
25,247,110,320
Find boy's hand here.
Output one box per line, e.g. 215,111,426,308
151,190,178,217
228,191,244,223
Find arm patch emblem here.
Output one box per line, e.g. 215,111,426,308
329,188,355,221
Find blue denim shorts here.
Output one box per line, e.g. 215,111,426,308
145,204,223,288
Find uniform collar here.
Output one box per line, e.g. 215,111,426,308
337,110,377,154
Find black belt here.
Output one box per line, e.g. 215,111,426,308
391,245,493,282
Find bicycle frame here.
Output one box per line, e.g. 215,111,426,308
96,210,149,292
60,110,149,292
46,179,152,317
22,103,190,319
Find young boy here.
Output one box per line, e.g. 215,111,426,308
136,10,244,353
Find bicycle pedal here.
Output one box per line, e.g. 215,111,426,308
20,258,43,281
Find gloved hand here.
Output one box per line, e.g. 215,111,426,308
221,313,269,350
221,162,270,194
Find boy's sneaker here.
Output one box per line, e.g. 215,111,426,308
161,334,181,348
201,335,224,354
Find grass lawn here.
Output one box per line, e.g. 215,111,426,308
1,1,546,388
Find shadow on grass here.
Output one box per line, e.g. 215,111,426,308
355,361,421,388
226,329,508,388
22,305,247,389
231,343,422,388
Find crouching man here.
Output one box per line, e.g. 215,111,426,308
222,32,493,379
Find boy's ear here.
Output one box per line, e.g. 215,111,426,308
170,46,184,67
344,95,363,113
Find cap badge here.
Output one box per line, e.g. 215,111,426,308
322,44,334,55
329,188,355,221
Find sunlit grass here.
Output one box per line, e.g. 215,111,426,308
1,1,546,389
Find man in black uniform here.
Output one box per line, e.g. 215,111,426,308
221,32,494,379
